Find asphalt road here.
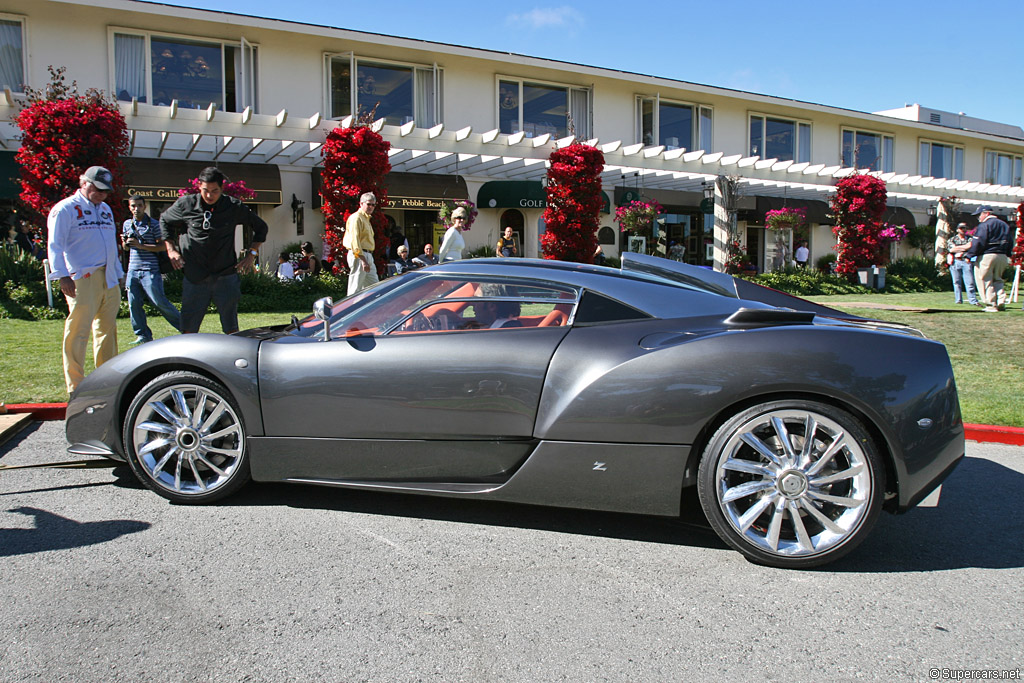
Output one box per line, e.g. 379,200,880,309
1,422,1022,683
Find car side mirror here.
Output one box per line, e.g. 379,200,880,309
312,297,333,340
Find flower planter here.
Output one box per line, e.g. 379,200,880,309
857,266,886,290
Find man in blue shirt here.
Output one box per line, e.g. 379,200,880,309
123,195,181,343
966,206,1013,312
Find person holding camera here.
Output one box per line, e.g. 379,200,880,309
123,195,181,344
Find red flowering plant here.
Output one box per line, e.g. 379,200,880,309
828,173,903,276
319,122,392,277
178,177,257,201
437,199,478,230
1012,201,1024,267
540,143,605,262
14,66,129,232
725,239,752,274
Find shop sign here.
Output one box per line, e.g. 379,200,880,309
389,196,457,210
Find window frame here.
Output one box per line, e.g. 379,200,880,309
983,149,1024,187
495,75,591,139
839,126,894,172
107,27,260,112
0,13,28,94
635,95,712,152
325,53,442,126
748,112,812,163
918,139,964,180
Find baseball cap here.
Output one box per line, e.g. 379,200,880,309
971,205,992,216
83,166,114,191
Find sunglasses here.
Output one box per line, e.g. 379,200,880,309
203,210,212,230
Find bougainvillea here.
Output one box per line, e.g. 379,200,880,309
725,238,752,274
828,173,904,276
1012,201,1024,267
437,199,478,231
540,143,605,262
14,66,129,232
319,124,391,277
178,177,257,201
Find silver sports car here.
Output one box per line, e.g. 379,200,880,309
66,253,964,568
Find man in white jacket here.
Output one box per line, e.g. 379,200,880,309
47,166,124,394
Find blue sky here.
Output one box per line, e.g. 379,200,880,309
164,0,1024,129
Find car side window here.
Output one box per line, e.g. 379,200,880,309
385,278,578,335
573,290,651,325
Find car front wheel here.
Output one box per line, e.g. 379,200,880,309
123,371,251,504
697,400,884,568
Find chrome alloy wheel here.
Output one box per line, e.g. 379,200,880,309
130,383,244,496
713,409,873,559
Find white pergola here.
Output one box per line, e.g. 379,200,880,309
3,96,1022,268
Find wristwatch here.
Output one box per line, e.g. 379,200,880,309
249,249,258,256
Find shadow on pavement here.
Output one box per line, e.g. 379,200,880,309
833,455,1024,572
0,506,150,557
221,454,1022,572
227,480,728,552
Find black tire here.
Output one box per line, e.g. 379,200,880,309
122,371,251,504
696,400,884,568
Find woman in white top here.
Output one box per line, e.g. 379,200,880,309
437,206,468,261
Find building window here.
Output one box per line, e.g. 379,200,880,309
984,150,1023,186
919,141,964,179
328,55,441,127
749,115,810,163
636,97,712,151
112,30,258,112
841,129,893,172
498,78,590,139
0,16,25,93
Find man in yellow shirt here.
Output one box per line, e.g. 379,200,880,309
343,192,379,296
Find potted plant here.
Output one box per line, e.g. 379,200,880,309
615,199,664,253
437,199,477,230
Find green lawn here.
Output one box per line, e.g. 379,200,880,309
2,294,1022,427
0,311,301,404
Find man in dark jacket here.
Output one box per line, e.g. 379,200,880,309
160,166,268,333
966,206,1013,312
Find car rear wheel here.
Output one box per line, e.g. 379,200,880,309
123,371,251,504
697,400,883,568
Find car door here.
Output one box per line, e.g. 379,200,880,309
256,275,575,482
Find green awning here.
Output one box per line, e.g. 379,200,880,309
0,152,20,200
478,180,611,214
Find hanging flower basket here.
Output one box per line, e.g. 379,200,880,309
437,199,478,231
764,207,807,232
615,199,663,236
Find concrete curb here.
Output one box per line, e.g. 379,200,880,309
4,404,1022,447
964,423,1024,446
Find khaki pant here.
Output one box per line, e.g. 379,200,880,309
62,267,121,394
974,253,1009,309
346,252,379,296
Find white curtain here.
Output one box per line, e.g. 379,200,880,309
414,68,435,127
570,88,590,139
0,20,24,92
114,33,145,102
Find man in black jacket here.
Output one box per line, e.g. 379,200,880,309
160,167,268,333
966,205,1013,312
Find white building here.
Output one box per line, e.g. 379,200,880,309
2,0,1022,271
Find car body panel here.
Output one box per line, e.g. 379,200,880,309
66,333,264,460
66,256,964,526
